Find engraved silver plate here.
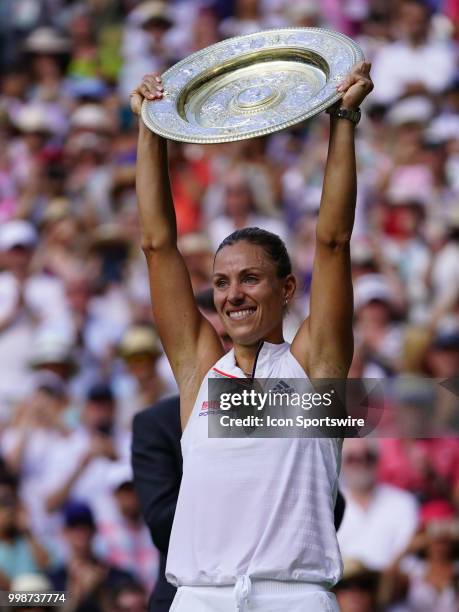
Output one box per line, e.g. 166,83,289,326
141,28,364,144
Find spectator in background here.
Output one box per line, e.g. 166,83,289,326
188,4,220,53
285,0,322,29
380,500,459,612
379,196,430,321
0,220,71,416
22,26,71,112
425,329,459,378
109,580,148,612
42,382,130,515
220,0,264,38
0,471,49,587
333,559,380,612
116,324,170,430
371,0,456,105
339,438,419,571
27,329,86,424
429,208,459,327
28,329,76,385
119,1,175,100
352,273,404,376
167,141,210,237
378,378,459,507
48,501,134,612
66,8,100,80
96,468,159,594
208,169,288,251
1,372,70,539
34,197,83,283
0,219,71,334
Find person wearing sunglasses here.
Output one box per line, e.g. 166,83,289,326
338,438,418,570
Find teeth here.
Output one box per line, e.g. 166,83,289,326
228,308,256,320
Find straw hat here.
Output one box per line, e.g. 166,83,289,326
119,325,162,359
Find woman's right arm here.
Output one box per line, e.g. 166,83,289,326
132,75,223,422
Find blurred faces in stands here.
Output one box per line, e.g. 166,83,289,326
397,0,431,45
333,560,379,612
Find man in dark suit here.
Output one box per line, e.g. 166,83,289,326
132,395,181,612
132,291,346,612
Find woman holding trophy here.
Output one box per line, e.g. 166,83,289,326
131,57,373,611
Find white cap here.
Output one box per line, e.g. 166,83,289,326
13,104,53,133
354,274,393,310
70,104,112,131
0,220,38,251
11,573,52,592
387,96,434,127
351,238,375,264
426,114,459,144
108,464,134,490
24,27,70,54
129,1,173,28
29,330,75,369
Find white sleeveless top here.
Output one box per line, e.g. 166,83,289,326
166,341,343,588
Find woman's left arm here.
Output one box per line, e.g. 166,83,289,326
292,62,373,377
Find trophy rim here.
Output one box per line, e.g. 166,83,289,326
141,27,364,144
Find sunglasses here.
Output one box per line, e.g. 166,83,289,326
427,520,459,538
343,452,377,466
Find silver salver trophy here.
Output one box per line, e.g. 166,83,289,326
141,27,364,144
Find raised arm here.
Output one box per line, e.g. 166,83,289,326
292,62,373,378
131,75,223,424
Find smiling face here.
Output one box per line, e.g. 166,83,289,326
213,241,295,347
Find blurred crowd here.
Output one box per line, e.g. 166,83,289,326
0,0,458,610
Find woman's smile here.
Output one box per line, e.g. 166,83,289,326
226,307,257,321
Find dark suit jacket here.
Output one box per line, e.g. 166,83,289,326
132,396,182,612
132,396,346,612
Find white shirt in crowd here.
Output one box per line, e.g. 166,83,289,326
371,39,456,104
0,272,71,414
41,426,131,505
431,241,459,309
1,426,68,538
338,483,418,570
396,557,459,612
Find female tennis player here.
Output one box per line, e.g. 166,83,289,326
131,61,373,612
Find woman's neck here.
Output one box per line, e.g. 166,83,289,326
234,343,261,377
234,333,285,376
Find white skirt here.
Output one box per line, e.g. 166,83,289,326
169,579,340,612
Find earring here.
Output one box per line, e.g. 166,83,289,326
284,298,289,306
